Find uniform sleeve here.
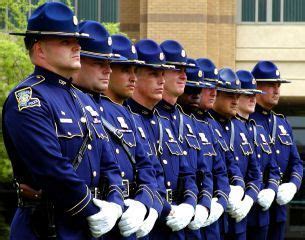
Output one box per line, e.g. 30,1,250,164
211,127,230,209
286,120,303,189
4,89,98,218
244,153,261,201
265,147,281,193
225,150,245,188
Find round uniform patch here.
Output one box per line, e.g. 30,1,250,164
198,70,203,77
160,52,164,60
214,68,218,75
276,70,280,76
73,16,78,26
108,37,112,46
252,78,256,85
131,45,136,54
181,49,186,57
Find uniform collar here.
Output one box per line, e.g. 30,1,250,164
208,109,230,124
33,66,72,89
255,104,271,115
193,108,208,120
72,84,102,103
127,98,154,117
156,99,176,113
236,113,249,122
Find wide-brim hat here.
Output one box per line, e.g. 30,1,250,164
110,34,145,66
236,70,264,95
217,68,252,94
135,39,177,70
251,61,291,83
160,40,197,69
79,21,126,61
196,58,220,84
10,2,89,39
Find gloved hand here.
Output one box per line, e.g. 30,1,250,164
166,203,195,231
276,182,297,205
87,198,122,238
187,204,209,230
118,199,147,237
202,198,224,227
231,195,254,223
257,188,276,211
136,208,158,238
227,185,244,212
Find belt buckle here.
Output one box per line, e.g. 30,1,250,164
166,189,173,204
122,179,130,198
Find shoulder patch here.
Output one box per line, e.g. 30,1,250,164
15,87,41,111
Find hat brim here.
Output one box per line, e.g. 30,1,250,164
217,87,243,94
166,61,197,69
186,80,216,89
138,63,178,70
256,78,291,83
80,51,126,61
111,59,146,66
10,31,91,39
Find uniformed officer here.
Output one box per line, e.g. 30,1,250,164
209,68,261,240
126,39,198,240
72,22,157,240
177,58,230,240
198,58,246,240
236,70,281,240
4,3,124,239
156,42,213,239
250,61,303,240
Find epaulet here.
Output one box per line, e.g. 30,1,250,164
154,108,169,120
125,105,140,116
15,74,45,90
191,113,208,124
271,110,285,118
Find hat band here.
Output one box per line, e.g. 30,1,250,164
186,80,202,86
241,88,263,93
217,87,241,93
81,50,121,58
204,78,218,82
255,78,285,81
112,59,145,64
25,30,89,37
166,61,196,67
144,63,176,69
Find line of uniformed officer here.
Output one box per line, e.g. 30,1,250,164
4,2,302,240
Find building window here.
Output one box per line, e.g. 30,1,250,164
240,0,305,23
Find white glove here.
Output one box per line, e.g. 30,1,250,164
227,185,244,212
187,204,209,230
202,198,224,227
87,198,122,238
231,195,254,223
166,203,195,231
118,199,147,237
136,208,158,238
257,188,276,211
276,182,297,205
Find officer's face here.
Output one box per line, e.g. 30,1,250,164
200,88,217,110
108,64,137,101
135,67,165,107
238,94,256,115
163,67,187,97
256,82,281,109
177,87,202,110
78,57,112,93
38,37,81,76
213,91,240,118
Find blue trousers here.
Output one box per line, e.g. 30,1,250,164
224,231,246,240
267,221,286,240
247,225,268,240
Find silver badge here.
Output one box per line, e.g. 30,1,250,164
131,45,136,54
198,70,203,77
199,132,208,143
108,37,112,46
165,128,174,139
159,52,164,60
73,16,78,26
279,125,287,135
186,124,193,134
181,49,186,57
